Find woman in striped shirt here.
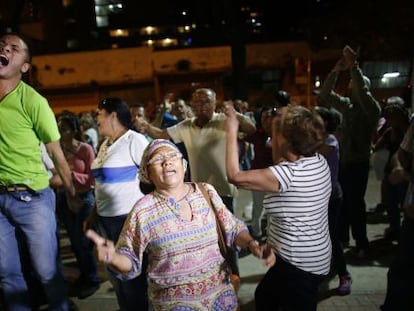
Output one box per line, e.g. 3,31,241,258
226,104,332,311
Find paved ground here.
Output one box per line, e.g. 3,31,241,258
1,166,394,310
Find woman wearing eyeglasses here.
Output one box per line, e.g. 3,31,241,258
87,139,275,311
86,97,150,310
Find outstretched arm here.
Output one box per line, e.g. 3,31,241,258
235,231,276,267
86,229,133,273
133,116,170,139
226,104,279,192
236,112,256,135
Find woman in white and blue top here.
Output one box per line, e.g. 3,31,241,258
88,98,149,311
226,104,332,311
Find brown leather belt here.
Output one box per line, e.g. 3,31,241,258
0,184,35,195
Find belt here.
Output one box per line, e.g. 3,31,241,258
0,184,36,195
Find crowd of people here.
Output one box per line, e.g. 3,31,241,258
1,32,413,311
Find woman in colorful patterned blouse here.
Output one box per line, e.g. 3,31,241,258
87,139,275,311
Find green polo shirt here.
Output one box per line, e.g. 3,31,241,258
0,81,60,190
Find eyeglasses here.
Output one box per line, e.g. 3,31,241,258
148,151,183,166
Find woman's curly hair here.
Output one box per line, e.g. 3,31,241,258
280,105,326,157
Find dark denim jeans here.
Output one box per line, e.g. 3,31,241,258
328,197,349,277
0,187,69,311
97,214,148,311
338,160,370,249
57,189,100,285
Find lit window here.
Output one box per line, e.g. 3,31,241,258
143,39,154,47
95,5,108,16
108,3,123,13
141,26,158,35
160,38,178,47
109,29,129,37
66,39,79,49
96,16,108,27
62,0,73,7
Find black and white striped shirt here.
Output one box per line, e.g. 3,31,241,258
264,154,332,275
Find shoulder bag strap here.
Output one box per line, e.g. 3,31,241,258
198,183,227,258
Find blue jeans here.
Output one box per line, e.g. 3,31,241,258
0,187,69,311
97,215,148,311
57,190,100,285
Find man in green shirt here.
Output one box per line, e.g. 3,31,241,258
0,32,76,311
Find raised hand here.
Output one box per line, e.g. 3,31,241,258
86,229,116,264
224,101,239,133
133,116,149,134
333,57,348,72
342,45,358,67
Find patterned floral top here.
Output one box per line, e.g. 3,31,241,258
115,182,247,310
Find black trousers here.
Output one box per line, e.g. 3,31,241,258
255,255,325,311
338,160,370,249
381,217,414,310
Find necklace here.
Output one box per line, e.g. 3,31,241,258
107,129,127,147
164,184,191,212
96,139,112,165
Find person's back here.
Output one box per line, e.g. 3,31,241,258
319,67,380,164
226,104,331,311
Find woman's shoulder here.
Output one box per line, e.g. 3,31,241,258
195,182,215,192
131,193,157,215
126,129,150,144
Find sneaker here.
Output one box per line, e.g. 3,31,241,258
337,275,352,296
352,246,368,259
384,227,400,241
77,283,100,299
